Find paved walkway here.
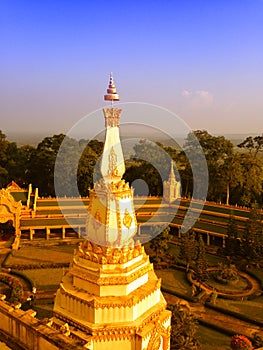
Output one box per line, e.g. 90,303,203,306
190,267,262,298
163,292,263,340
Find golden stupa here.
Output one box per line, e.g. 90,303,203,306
53,75,171,350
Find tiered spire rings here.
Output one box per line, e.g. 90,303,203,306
104,73,120,106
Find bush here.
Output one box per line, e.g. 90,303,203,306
0,273,24,303
216,263,239,283
230,335,253,349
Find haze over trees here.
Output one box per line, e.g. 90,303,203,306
0,129,262,207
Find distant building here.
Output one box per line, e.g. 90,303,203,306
163,160,181,203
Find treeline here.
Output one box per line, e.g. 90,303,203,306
0,129,262,206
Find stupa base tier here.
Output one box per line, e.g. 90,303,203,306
54,274,163,324
52,306,171,350
71,245,153,297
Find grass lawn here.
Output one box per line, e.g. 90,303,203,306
250,268,263,285
22,268,64,290
33,298,54,319
198,324,230,350
5,244,77,266
155,269,191,295
206,274,248,292
215,297,263,323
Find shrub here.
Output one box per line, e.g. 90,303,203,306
0,273,24,303
230,335,253,350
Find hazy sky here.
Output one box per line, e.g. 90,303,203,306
1,0,263,138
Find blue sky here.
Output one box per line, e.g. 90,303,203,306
1,0,263,137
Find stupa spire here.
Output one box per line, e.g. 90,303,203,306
104,73,120,106
163,159,181,203
101,74,125,183
169,159,176,181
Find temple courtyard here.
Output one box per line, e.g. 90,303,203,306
1,237,263,349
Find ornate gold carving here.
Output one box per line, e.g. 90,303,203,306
110,179,130,193
97,264,152,286
123,209,132,229
108,147,119,177
71,260,152,286
103,108,121,128
92,209,102,230
78,241,145,265
147,319,171,350
6,181,22,191
0,189,22,245
0,189,22,213
59,278,161,309
53,307,169,343
60,323,70,337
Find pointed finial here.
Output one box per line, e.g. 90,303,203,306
104,73,120,103
169,160,176,180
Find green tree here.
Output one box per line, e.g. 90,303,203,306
168,303,200,350
54,136,83,197
194,235,208,282
179,229,196,271
241,206,263,264
222,153,244,205
182,131,209,200
15,145,36,186
238,135,263,206
28,134,66,196
124,139,171,196
189,130,234,202
124,162,163,196
149,226,171,263
175,151,193,198
0,130,9,187
223,214,240,262
77,140,103,196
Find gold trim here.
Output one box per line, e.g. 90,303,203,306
59,278,161,309
78,241,145,264
123,209,132,229
53,307,168,342
71,261,152,286
103,108,121,128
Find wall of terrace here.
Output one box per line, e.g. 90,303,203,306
0,295,86,349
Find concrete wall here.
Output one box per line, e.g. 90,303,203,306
0,296,84,350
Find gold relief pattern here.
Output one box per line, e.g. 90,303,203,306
108,147,119,177
123,209,132,229
103,108,121,128
78,240,145,265
0,189,22,242
55,311,137,341
60,278,161,310
54,308,168,343
110,179,130,193
93,178,132,201
71,262,153,286
0,189,22,213
147,320,170,350
97,264,152,286
92,209,102,230
93,179,106,192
